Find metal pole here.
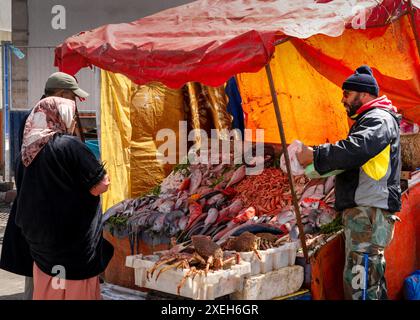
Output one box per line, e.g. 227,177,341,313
1,42,6,181
265,63,309,262
407,0,420,59
1,42,11,182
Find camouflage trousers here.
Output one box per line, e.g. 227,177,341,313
343,207,400,300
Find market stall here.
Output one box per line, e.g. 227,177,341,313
54,0,420,299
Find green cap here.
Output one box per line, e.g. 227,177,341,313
45,72,89,98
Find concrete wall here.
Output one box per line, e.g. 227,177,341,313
11,0,27,110
1,0,12,111
0,0,11,32
12,0,195,111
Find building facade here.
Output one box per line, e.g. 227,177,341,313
12,0,194,112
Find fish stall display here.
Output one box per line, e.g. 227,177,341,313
104,146,343,258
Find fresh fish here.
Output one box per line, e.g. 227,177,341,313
199,198,207,208
163,210,184,226
231,223,284,237
289,224,300,241
232,207,256,224
210,163,226,175
178,177,191,191
222,169,235,183
324,176,335,195
102,199,131,222
145,210,162,227
226,165,246,188
186,202,203,229
276,210,296,225
215,220,254,243
207,193,225,206
158,200,175,214
151,213,167,233
196,187,214,197
185,221,205,239
175,197,184,210
209,223,229,239
318,207,338,227
150,198,165,210
189,169,203,194
204,208,219,225
177,215,189,231
216,199,243,223
199,190,220,200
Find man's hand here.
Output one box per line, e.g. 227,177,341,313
296,145,314,167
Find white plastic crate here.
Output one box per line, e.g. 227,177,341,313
233,241,299,276
126,254,251,300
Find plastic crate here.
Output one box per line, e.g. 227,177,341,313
233,241,299,276
126,254,251,300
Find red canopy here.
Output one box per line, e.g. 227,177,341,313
54,0,418,89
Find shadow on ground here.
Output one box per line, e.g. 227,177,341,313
0,292,23,300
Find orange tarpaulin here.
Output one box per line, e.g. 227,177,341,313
237,14,420,145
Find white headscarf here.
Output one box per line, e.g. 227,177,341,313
21,97,76,167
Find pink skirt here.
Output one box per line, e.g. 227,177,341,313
33,263,102,300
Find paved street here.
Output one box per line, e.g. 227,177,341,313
0,206,25,300
0,204,145,300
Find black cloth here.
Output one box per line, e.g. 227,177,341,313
0,111,33,277
314,108,401,212
15,134,113,280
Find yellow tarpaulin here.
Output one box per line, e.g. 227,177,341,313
100,72,232,211
100,72,184,211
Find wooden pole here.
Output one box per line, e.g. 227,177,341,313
75,107,86,142
265,63,309,263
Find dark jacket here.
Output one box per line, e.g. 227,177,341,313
15,134,113,280
314,96,401,213
0,111,33,276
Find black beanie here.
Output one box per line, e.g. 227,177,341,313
342,65,379,97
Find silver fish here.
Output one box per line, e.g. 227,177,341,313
226,165,246,188
189,169,203,194
204,208,219,225
151,212,167,233
207,193,225,206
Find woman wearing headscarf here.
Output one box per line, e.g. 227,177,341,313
14,95,114,300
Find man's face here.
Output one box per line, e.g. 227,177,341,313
341,90,363,117
55,89,77,101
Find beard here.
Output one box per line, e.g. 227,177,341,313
344,93,363,117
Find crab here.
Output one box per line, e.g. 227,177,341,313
256,232,285,250
146,235,240,295
222,231,262,260
190,235,239,274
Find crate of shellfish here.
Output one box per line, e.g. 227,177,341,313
236,241,299,276
126,254,251,300
222,232,300,276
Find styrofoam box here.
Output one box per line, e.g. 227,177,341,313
232,241,299,276
126,254,251,300
230,265,304,300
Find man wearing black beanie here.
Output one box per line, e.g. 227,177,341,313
297,65,402,300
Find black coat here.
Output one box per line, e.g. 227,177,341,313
0,111,33,276
15,134,113,280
